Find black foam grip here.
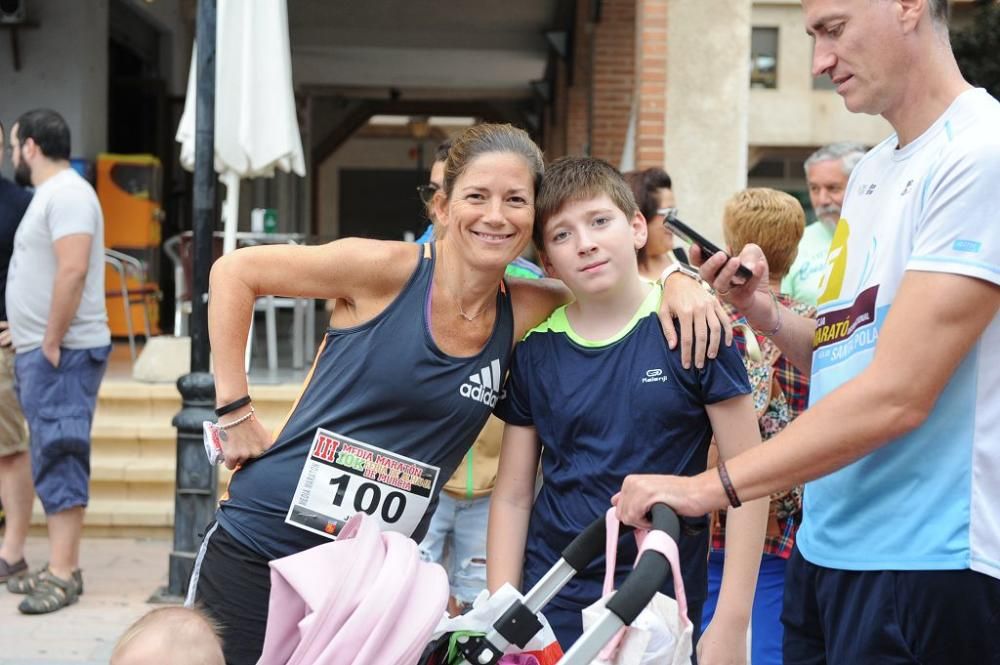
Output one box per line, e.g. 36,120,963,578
604,504,681,625
561,513,634,572
650,503,681,538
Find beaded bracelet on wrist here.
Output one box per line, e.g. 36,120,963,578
749,290,782,338
218,406,255,431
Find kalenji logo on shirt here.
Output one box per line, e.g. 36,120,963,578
642,368,668,384
460,358,504,407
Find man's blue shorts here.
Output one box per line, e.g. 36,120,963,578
782,545,1000,665
14,346,110,514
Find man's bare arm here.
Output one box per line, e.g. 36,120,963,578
618,270,1000,519
741,294,818,374
702,270,998,511
42,234,93,365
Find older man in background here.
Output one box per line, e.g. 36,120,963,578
781,142,866,305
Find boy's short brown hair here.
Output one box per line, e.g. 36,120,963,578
533,156,638,249
722,188,805,280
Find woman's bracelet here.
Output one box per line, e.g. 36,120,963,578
749,289,782,338
218,406,255,431
215,395,252,417
717,459,742,508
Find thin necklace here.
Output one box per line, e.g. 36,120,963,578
435,256,492,321
457,296,489,321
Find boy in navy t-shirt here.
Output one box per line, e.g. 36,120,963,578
487,157,768,663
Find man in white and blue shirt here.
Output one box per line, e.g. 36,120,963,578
613,1,1000,663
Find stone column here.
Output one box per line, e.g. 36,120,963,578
664,0,751,244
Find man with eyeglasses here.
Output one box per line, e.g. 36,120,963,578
0,118,34,590
781,142,866,306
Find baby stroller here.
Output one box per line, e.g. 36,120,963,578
436,503,682,665
256,504,681,665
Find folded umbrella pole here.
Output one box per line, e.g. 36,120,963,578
176,0,306,256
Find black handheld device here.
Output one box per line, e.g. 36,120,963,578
664,214,754,283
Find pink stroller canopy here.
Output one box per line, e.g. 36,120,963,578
257,513,449,665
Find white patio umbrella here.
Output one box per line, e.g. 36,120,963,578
175,0,306,256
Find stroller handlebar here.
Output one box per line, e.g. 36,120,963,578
604,504,679,625
559,503,681,625
606,504,680,625
562,503,680,572
476,505,681,665
646,503,681,539
561,516,628,573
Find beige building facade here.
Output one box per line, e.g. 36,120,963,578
0,0,985,245
744,0,979,215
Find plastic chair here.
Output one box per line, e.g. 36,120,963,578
234,233,315,371
104,248,155,363
164,232,315,372
162,234,190,336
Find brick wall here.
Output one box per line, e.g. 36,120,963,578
590,0,636,164
635,0,668,168
562,0,593,157
547,0,667,168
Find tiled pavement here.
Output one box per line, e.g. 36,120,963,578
0,536,173,665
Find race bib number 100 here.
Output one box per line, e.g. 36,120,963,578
285,429,439,540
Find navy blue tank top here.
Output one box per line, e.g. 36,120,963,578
217,243,515,559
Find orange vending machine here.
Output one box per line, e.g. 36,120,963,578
97,154,163,337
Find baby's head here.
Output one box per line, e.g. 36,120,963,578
722,188,805,281
111,606,224,665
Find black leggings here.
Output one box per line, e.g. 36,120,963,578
189,524,272,665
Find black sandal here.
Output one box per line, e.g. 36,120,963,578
0,556,28,584
6,564,42,594
8,564,83,596
18,568,82,615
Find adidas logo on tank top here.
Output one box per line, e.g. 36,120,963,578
460,358,504,407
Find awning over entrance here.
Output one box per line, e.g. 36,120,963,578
288,0,562,99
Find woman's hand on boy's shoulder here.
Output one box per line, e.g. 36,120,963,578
659,272,732,369
508,277,573,340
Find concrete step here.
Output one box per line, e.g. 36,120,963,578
90,455,233,488
65,378,300,536
91,408,295,460
30,497,176,538
96,380,300,425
